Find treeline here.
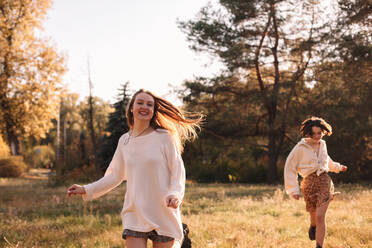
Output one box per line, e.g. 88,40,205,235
179,0,372,183
0,0,371,184
47,84,131,184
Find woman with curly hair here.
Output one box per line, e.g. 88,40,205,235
284,117,347,248
68,89,202,248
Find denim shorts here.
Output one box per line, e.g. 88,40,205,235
122,229,174,243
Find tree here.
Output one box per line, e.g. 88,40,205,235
100,83,131,171
57,93,83,167
49,92,113,183
0,0,66,155
302,0,372,181
179,0,332,183
79,95,113,171
0,134,10,158
337,0,371,25
304,60,372,182
87,59,99,178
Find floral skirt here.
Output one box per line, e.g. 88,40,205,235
300,172,338,212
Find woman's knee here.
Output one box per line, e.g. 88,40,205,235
316,213,326,223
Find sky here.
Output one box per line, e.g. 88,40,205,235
43,0,223,104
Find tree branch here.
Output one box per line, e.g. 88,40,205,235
254,13,271,92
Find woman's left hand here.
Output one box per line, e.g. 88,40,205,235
341,165,347,172
166,195,180,209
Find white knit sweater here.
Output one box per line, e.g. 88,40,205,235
284,138,343,196
82,129,185,240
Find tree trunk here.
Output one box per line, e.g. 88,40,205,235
6,129,21,155
87,59,99,178
267,122,279,184
88,95,99,178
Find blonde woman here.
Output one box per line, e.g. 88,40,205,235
284,117,347,248
68,89,202,248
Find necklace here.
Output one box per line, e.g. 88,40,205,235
123,126,150,145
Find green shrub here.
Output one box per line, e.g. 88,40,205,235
0,156,28,177
25,145,55,168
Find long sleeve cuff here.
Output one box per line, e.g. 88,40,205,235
328,156,343,173
166,190,183,202
82,185,93,201
286,186,300,196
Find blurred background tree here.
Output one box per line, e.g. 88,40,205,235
25,145,55,168
100,82,131,172
179,0,334,183
302,0,372,182
0,0,66,155
178,0,371,183
0,0,370,183
50,92,113,183
0,134,10,159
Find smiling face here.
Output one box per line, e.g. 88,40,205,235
309,126,324,142
131,92,155,123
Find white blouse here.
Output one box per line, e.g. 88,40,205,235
82,129,185,240
284,138,343,196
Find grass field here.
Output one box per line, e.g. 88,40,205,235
0,170,371,248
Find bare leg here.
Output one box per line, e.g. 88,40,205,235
153,240,175,248
126,237,147,248
315,201,330,247
307,210,317,240
310,210,316,227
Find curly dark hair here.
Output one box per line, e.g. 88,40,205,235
300,116,332,137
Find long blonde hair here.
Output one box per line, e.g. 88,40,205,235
126,89,203,153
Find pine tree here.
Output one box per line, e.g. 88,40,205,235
179,0,339,183
100,82,131,171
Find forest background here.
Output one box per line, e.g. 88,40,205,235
0,0,371,185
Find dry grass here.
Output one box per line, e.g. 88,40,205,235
0,176,371,248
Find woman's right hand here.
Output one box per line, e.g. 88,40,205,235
166,195,180,209
292,194,300,200
67,184,86,197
